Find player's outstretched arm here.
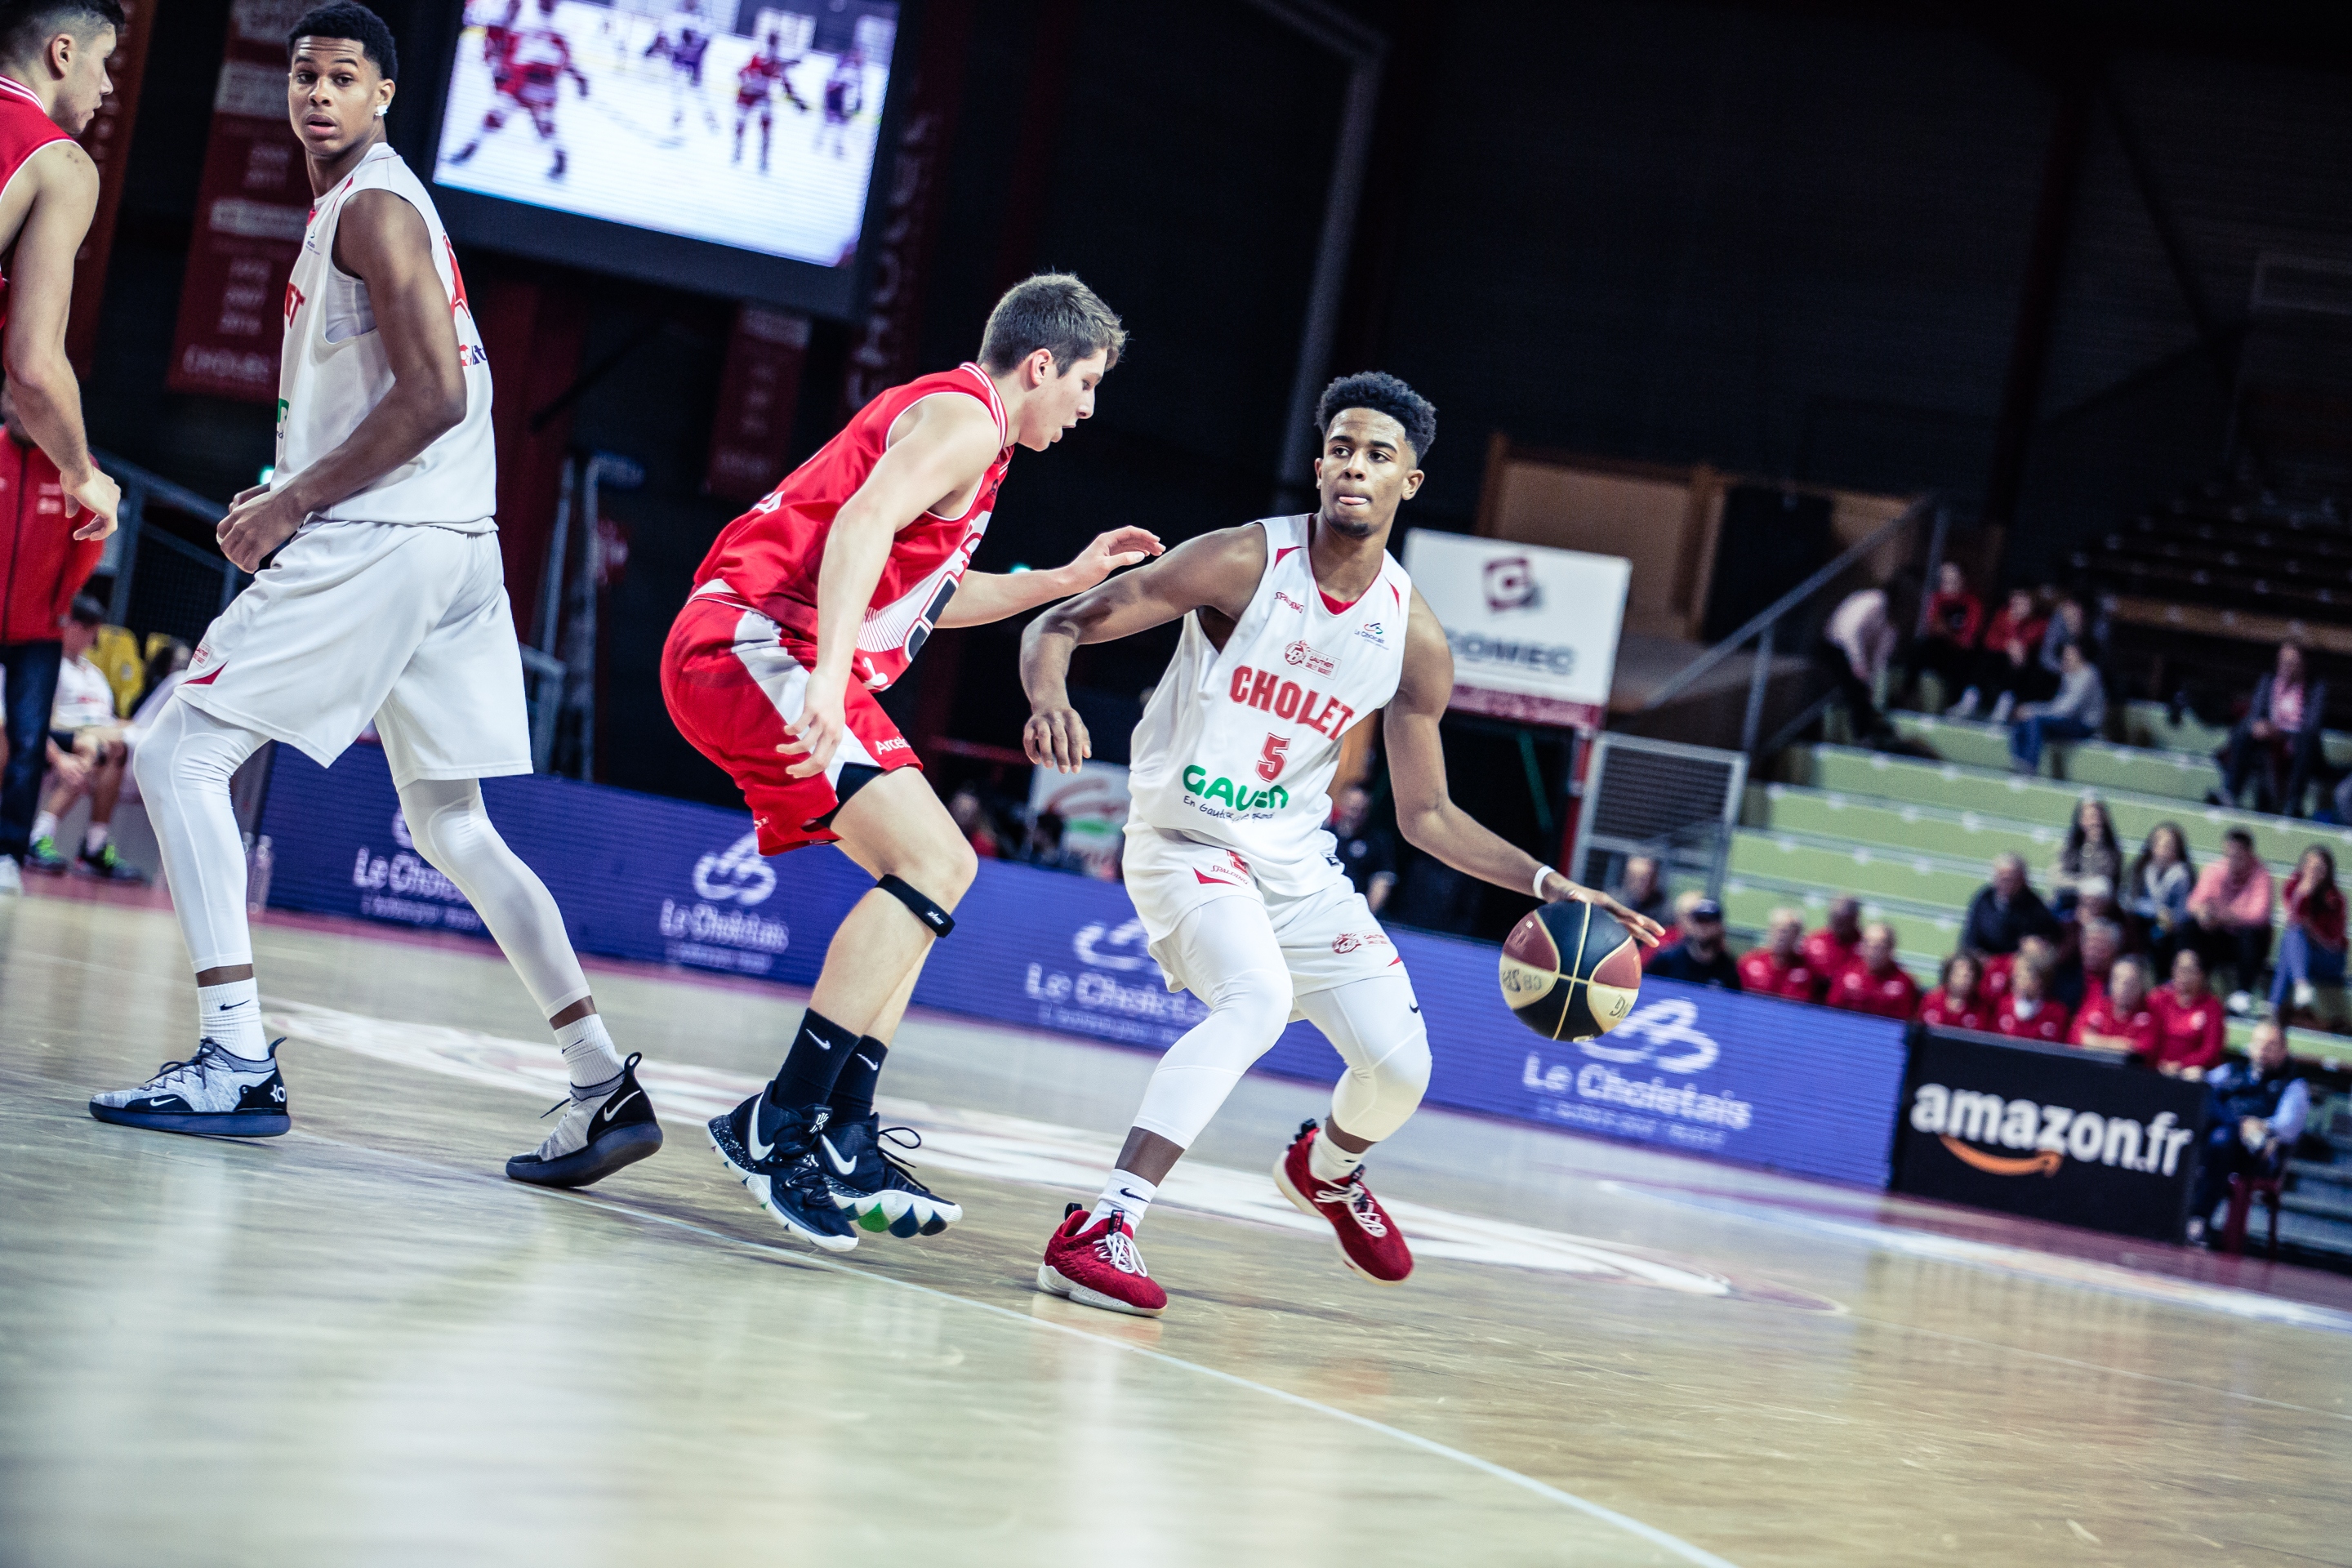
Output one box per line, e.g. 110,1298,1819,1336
2,141,116,538
936,527,1165,629
1020,525,1265,772
779,394,1004,777
216,191,468,572
1386,590,1664,945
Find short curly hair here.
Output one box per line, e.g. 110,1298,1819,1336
288,2,397,80
1315,371,1435,463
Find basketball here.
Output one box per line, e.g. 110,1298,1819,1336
1499,900,1643,1040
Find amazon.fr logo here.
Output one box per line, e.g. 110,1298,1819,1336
1909,1084,2194,1178
693,831,777,906
1484,556,1540,613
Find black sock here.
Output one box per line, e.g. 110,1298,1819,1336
767,1009,859,1109
828,1037,889,1123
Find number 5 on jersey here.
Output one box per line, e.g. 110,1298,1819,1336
1257,733,1289,782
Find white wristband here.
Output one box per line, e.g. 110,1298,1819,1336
1533,864,1557,900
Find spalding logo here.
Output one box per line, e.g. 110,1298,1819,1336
693,831,777,906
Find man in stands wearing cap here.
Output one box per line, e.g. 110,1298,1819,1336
1738,907,1825,1001
1647,898,1742,989
1825,923,1921,1018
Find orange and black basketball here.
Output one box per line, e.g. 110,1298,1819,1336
1499,900,1643,1040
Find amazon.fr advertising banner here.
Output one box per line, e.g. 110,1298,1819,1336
1897,1030,2210,1241
258,747,1907,1187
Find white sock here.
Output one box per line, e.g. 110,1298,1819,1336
198,978,268,1061
1091,1168,1157,1229
555,1012,625,1092
30,809,57,843
1309,1125,1366,1183
83,823,109,853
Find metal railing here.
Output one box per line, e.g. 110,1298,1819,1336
1637,493,1945,758
91,450,568,774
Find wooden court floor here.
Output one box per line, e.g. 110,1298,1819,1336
4,888,2350,1566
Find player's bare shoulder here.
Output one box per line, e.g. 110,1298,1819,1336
1179,521,1270,634
1392,585,1455,713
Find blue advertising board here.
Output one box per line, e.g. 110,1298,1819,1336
259,746,1909,1187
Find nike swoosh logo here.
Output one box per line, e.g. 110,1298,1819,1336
853,1054,879,1070
746,1100,774,1161
820,1134,857,1175
1408,1004,1420,1013
600,1089,640,1123
1116,1188,1147,1203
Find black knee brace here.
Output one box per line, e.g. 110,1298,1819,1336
878,875,956,937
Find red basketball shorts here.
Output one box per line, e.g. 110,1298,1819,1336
661,586,920,855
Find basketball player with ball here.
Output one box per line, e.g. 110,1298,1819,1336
1020,372,1663,1316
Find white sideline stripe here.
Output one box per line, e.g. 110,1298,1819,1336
533,1185,1745,1568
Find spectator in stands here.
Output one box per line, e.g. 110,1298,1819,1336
1643,889,1701,971
2049,795,2123,912
2187,827,2275,1010
2052,916,2123,1011
2270,845,2349,1030
947,787,1002,860
2007,642,2105,774
1804,896,1864,980
1959,588,2047,724
2185,1021,2310,1245
2216,641,2327,817
2124,822,2196,966
0,375,93,895
1918,560,1984,712
2034,596,2089,695
1327,784,1397,912
1610,853,1669,928
23,598,143,881
1993,956,2071,1043
2072,954,2158,1058
1963,852,2060,960
2149,948,2228,1077
1918,951,1992,1031
1738,907,1825,1001
1647,898,1742,989
1826,923,1920,1018
1818,586,1898,746
1015,810,1089,875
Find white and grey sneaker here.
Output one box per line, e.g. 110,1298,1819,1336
506,1052,664,1188
0,855,21,894
89,1040,290,1137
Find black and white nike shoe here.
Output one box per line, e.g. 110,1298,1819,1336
88,1040,291,1137
506,1052,665,1188
814,1114,963,1237
707,1091,858,1251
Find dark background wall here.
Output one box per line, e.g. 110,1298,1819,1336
81,0,2352,812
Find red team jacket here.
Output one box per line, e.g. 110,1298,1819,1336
1802,927,1860,982
693,363,1012,692
1993,996,2072,1044
1828,964,1920,1019
1917,987,1989,1033
2147,988,2227,1072
0,433,86,644
1736,949,1824,1002
2069,992,2157,1057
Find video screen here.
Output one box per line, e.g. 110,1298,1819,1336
433,0,897,269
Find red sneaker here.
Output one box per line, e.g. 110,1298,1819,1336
1036,1203,1168,1317
1273,1120,1413,1285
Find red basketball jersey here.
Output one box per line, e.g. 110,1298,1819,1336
0,76,74,331
693,363,1012,693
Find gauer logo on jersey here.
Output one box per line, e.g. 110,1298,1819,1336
1225,664,1357,737
1180,764,1289,813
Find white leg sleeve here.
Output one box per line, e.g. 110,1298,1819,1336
135,698,266,972
396,778,591,1018
1128,898,1295,1149
1294,972,1431,1145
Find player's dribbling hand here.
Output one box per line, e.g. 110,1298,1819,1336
777,680,847,778
1539,871,1667,948
1065,527,1163,589
216,486,310,572
1022,704,1091,774
65,468,122,541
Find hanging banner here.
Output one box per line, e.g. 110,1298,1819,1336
1401,532,1629,730
65,0,152,372
164,0,311,403
704,305,811,503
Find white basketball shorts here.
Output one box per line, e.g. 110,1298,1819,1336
176,519,532,789
1121,824,1405,1000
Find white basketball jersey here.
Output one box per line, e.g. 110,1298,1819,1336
277,142,497,528
1126,514,1412,896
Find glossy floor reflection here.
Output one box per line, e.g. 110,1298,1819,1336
5,890,2350,1566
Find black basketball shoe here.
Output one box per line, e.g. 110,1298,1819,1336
813,1114,963,1237
707,1091,858,1251
88,1040,291,1137
506,1052,665,1188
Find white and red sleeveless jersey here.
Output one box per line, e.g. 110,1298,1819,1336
693,363,1012,692
1125,514,1411,897
278,142,497,527
0,74,75,332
